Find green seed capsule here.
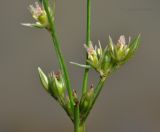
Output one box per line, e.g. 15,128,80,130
38,67,49,91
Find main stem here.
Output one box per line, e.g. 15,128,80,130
43,0,74,111
82,0,91,95
74,103,85,132
74,113,85,132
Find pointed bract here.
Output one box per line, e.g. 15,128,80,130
126,34,141,60
70,62,91,69
21,22,46,28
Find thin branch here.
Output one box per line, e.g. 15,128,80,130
82,0,91,95
81,76,107,123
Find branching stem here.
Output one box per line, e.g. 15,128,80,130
82,76,107,123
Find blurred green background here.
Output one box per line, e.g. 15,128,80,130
0,0,160,132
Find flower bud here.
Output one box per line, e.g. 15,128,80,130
38,67,49,91
48,71,66,100
72,89,79,105
80,85,94,115
101,54,112,73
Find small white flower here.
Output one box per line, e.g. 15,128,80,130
29,2,45,20
22,1,53,29
117,35,130,54
84,41,101,66
109,35,131,62
118,35,126,45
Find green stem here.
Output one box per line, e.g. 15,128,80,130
82,76,107,123
43,0,74,111
74,111,85,132
82,0,91,95
74,104,80,132
79,123,86,132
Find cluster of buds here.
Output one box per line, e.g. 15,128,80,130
85,35,140,77
22,1,54,30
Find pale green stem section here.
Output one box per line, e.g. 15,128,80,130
74,104,80,132
82,0,91,95
43,0,74,111
79,123,85,132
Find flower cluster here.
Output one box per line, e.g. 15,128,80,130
38,67,74,119
38,67,66,100
85,35,140,77
22,2,54,29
